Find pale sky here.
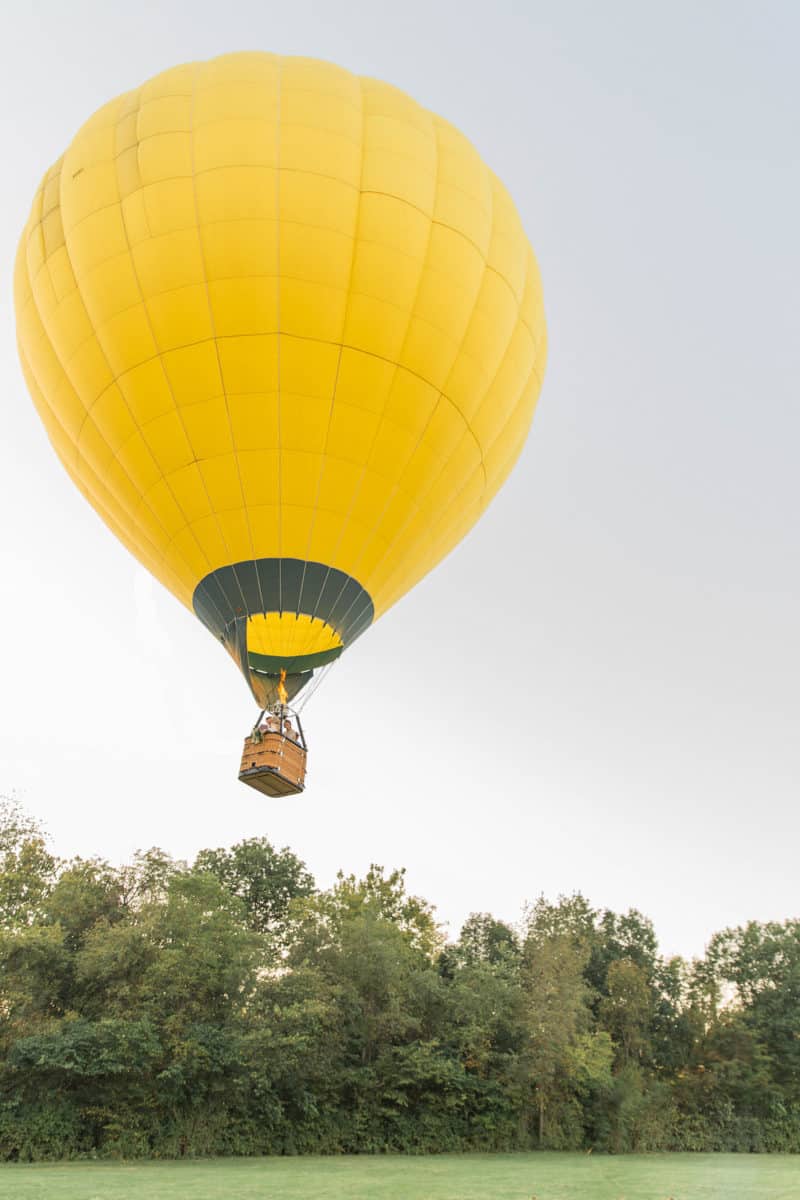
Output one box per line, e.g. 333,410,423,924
1,1,797,960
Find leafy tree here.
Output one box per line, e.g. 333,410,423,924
1,808,799,1159
705,920,800,1105
519,930,610,1145
0,923,73,1026
0,797,56,929
649,955,696,1073
456,913,519,967
599,958,653,1068
119,848,183,908
523,892,597,945
587,908,658,996
289,865,441,966
42,858,124,951
193,838,314,937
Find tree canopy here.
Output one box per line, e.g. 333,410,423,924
0,798,797,1160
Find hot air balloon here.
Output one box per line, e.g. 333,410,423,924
14,52,547,795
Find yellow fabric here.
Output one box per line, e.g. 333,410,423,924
15,51,547,663
246,611,341,658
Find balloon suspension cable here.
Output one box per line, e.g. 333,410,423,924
295,659,335,713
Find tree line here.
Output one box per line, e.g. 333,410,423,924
0,797,797,1160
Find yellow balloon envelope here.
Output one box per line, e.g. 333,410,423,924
14,52,547,706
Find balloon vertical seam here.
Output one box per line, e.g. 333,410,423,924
44,127,207,585
103,85,229,586
306,94,443,625
295,69,366,657
187,60,267,625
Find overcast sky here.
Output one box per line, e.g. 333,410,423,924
1,1,797,959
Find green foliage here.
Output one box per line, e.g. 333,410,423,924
193,838,314,937
599,959,653,1067
0,797,56,930
518,925,610,1147
455,913,519,967
0,802,798,1160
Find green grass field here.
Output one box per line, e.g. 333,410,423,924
0,1153,796,1200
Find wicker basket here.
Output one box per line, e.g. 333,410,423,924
238,732,307,797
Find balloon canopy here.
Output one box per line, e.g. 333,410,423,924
15,52,547,707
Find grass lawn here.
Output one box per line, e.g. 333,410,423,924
0,1153,796,1200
